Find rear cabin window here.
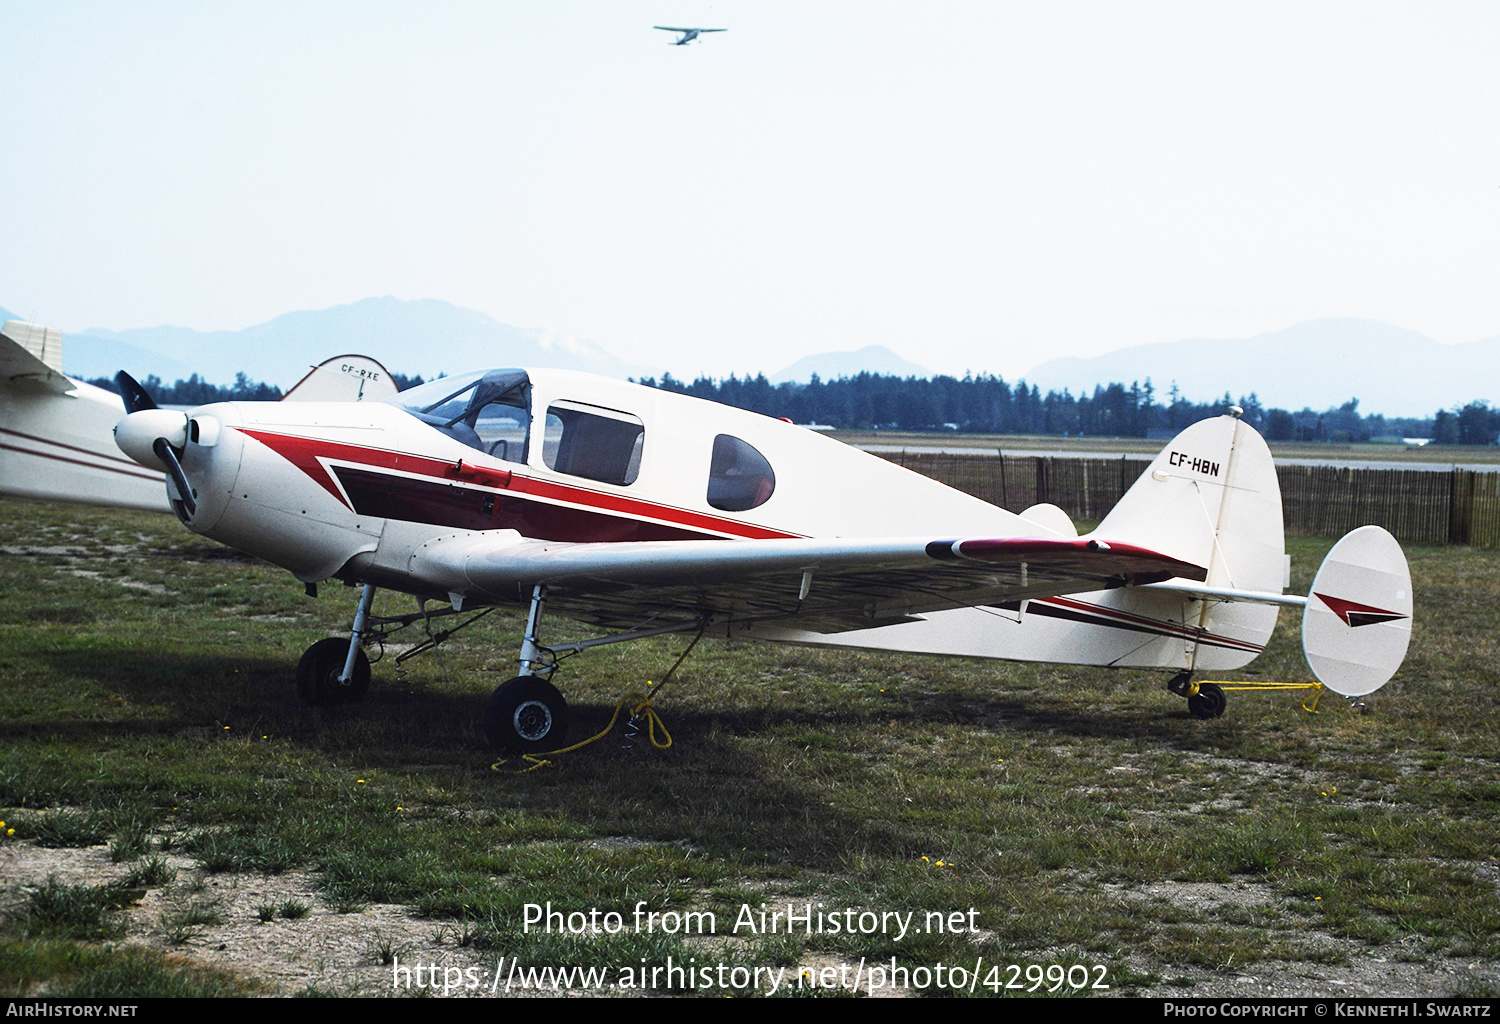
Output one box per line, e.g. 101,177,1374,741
707,434,775,511
543,401,644,486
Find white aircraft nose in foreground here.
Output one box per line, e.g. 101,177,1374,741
654,25,727,45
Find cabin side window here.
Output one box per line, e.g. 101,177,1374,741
707,434,775,511
542,401,644,486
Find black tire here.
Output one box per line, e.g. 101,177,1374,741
1187,681,1226,720
485,676,569,753
296,638,370,706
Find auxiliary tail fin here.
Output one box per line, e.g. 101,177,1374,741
1301,525,1412,697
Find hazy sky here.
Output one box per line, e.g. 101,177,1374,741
3,2,1498,380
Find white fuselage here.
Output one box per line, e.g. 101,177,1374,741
168,369,1039,589
115,368,1282,675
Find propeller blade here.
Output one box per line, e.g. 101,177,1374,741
115,371,158,414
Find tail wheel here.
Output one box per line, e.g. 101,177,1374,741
1187,682,1226,719
485,676,569,753
296,638,370,706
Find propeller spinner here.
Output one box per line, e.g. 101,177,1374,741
112,372,197,516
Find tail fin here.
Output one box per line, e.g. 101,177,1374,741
1078,413,1286,670
282,355,399,403
1302,525,1412,696
3,320,64,377
1094,413,1285,595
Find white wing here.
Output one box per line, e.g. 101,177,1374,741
410,531,1205,633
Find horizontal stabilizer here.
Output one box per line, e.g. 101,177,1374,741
1,321,69,393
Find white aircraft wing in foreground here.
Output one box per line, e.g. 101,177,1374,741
1,321,168,512
410,531,1203,633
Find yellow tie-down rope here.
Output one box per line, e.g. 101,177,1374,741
493,628,702,771
1211,680,1326,713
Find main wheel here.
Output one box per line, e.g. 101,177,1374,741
1187,681,1226,719
296,638,370,706
485,676,569,753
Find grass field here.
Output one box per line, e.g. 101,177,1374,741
2,498,1498,998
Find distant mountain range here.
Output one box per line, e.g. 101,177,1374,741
4,296,934,392
4,299,1490,418
1019,319,1499,419
770,345,928,384
16,297,650,388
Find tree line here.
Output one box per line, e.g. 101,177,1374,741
635,372,1497,445
88,368,1498,446
86,371,426,406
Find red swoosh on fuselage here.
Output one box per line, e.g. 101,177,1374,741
239,428,798,542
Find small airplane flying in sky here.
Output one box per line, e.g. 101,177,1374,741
654,26,727,45
1,321,1412,753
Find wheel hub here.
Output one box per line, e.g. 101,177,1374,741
512,699,553,741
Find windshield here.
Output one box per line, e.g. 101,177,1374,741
386,370,532,462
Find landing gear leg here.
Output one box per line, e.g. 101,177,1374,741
1168,670,1193,698
341,584,376,688
486,585,570,752
518,583,548,679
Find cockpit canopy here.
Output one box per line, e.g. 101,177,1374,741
385,369,644,486
386,369,530,463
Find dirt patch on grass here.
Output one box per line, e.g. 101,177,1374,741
3,839,1497,998
2,840,492,997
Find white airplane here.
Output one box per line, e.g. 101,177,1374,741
654,26,727,45
0,321,1413,753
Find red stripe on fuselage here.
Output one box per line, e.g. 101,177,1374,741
240,428,798,542
1033,595,1265,653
